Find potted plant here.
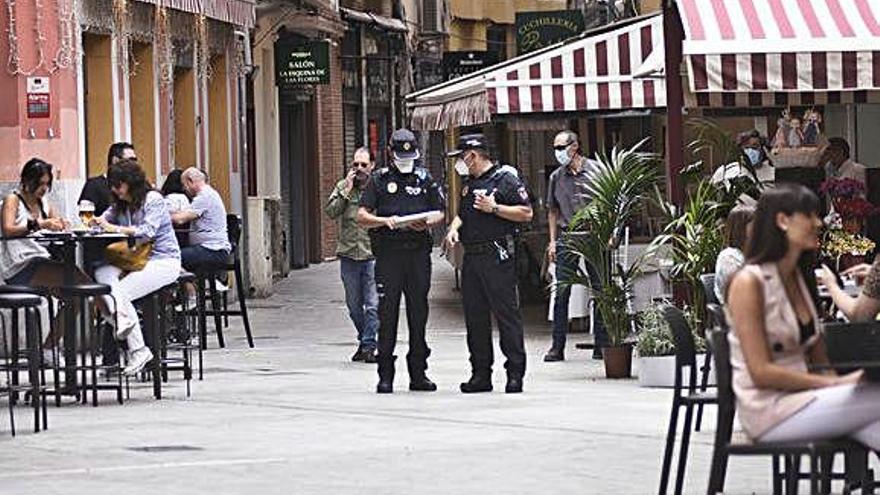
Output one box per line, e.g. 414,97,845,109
635,304,710,387
822,215,876,271
562,141,660,379
820,178,876,234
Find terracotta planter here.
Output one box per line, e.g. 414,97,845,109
602,344,634,379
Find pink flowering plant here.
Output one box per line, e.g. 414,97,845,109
820,178,865,200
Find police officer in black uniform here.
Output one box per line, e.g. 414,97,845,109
357,129,445,394
444,134,533,394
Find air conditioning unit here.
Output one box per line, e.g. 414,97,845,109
422,0,445,34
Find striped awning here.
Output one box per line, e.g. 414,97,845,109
676,0,880,93
485,14,665,115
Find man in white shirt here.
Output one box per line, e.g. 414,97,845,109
171,167,232,271
822,137,866,187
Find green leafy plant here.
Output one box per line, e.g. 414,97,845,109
636,304,706,357
651,119,764,332
561,140,660,348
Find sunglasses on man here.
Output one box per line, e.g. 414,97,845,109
351,161,370,169
553,142,573,151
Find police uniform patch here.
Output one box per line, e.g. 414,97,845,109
387,182,398,194
461,185,468,197
518,186,528,201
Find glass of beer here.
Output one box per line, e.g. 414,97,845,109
78,200,95,226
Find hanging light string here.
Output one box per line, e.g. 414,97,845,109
5,0,49,75
53,0,78,72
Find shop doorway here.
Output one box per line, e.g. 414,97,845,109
82,33,114,175
279,99,319,269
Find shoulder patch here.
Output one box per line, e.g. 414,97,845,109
416,168,427,180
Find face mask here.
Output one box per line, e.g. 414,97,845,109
454,158,469,176
394,158,414,174
555,148,572,167
744,147,762,166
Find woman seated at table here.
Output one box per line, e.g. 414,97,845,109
0,158,97,355
92,159,182,376
817,260,880,322
714,204,754,304
726,184,880,449
161,169,190,214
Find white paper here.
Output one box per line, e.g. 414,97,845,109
394,210,442,228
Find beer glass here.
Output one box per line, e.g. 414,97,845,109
78,200,95,226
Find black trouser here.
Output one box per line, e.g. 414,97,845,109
461,251,526,378
374,246,432,379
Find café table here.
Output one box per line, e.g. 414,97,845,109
1,230,128,395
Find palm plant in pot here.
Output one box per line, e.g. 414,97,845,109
561,141,660,378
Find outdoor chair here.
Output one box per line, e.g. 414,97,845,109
193,214,254,350
706,329,873,495
658,305,718,495
695,273,718,432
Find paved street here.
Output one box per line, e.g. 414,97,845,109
0,254,854,494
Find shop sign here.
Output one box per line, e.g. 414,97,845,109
26,76,50,119
516,10,585,55
442,51,497,82
275,41,330,87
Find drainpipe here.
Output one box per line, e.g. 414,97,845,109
360,25,369,147
235,29,253,295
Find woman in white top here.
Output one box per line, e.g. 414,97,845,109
0,158,98,350
714,205,754,304
161,169,190,213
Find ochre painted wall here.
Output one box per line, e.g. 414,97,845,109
84,34,114,176
129,43,156,182
173,68,196,169
208,56,231,207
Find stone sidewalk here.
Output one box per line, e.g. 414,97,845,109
0,254,853,494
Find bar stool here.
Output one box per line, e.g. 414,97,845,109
0,285,61,407
194,214,254,350
0,292,48,434
58,283,122,406
176,271,200,383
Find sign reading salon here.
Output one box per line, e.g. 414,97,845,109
275,41,330,87
516,10,585,55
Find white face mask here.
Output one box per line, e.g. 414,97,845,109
555,148,572,167
454,158,469,176
744,147,762,166
394,158,415,174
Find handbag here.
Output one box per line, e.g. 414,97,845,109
104,240,153,272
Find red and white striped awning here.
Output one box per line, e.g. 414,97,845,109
676,0,880,93
485,14,665,115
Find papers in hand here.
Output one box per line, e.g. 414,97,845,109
395,210,442,228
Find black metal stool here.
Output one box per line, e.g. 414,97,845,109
193,214,254,350
58,283,123,406
0,292,48,434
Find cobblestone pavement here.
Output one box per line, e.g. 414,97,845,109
0,254,862,494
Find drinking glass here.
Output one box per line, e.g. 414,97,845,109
78,200,95,226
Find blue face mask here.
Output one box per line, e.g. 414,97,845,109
555,148,572,167
744,147,763,166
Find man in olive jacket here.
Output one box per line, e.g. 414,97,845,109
325,147,379,363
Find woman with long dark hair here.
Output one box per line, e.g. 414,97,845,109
161,169,190,213
726,184,880,448
92,159,181,376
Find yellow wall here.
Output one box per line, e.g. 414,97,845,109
173,67,196,169
641,0,663,14
129,43,156,182
208,56,231,207
448,19,489,51
83,34,114,176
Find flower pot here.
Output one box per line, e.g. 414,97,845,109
602,344,633,379
843,218,863,234
637,354,717,388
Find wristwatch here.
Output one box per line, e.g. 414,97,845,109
491,205,499,215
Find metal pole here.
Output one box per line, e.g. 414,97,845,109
663,0,685,206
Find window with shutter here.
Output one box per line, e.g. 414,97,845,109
422,0,440,33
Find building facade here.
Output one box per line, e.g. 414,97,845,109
0,0,253,215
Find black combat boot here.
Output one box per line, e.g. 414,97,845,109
505,374,523,394
376,355,396,394
409,374,437,392
460,373,493,393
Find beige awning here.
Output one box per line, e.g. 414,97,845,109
411,92,491,131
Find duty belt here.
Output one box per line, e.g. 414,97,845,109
462,236,515,256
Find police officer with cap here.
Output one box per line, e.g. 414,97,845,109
443,134,533,393
357,129,445,394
